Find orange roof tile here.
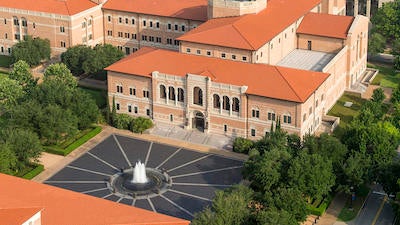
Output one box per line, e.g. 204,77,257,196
177,0,321,50
0,0,97,16
0,208,42,225
297,13,354,39
103,0,207,21
106,47,329,103
0,173,190,225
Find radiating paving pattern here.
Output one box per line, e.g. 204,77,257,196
45,134,243,220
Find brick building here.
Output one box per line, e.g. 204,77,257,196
106,0,369,139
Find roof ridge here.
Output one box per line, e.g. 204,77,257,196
231,22,256,50
63,0,71,15
273,66,302,102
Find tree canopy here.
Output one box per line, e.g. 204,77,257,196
11,36,50,66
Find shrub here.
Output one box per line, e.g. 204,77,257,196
233,137,254,154
22,164,44,180
113,114,132,130
131,117,153,133
306,195,333,216
394,55,400,71
248,148,260,159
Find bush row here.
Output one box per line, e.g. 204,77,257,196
22,164,44,180
306,195,334,216
113,114,153,134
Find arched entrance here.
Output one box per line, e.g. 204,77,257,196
193,111,205,132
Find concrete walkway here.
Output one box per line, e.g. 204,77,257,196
33,125,247,183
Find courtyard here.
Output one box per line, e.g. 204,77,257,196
45,134,244,220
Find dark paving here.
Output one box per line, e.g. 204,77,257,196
45,134,244,220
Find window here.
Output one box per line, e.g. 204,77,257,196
232,55,236,60
158,85,167,99
316,100,319,108
213,94,220,109
321,94,324,101
170,114,173,122
21,18,27,27
174,24,178,31
271,43,273,49
1,47,3,53
141,35,147,41
13,17,19,26
32,23,35,28
143,20,146,26
116,84,123,93
82,21,86,28
149,36,154,42
303,113,307,122
132,18,135,24
60,41,66,48
224,124,228,132
125,18,128,24
129,87,136,96
156,37,161,43
4,33,7,39
128,105,132,113
193,87,203,105
134,106,138,114
167,38,172,45
107,30,113,36
285,33,287,38
4,18,6,24
252,109,260,118
181,25,185,31
278,38,281,43
168,87,175,100
221,53,226,58
108,15,112,22
119,17,122,23
125,47,130,55
283,115,292,124
143,90,150,98
168,23,172,30
149,21,153,27
156,22,160,28
207,51,211,56
196,49,201,55
251,129,256,137
116,103,120,110
307,41,312,50
186,48,191,53
118,32,123,37
88,34,93,40
223,96,230,110
177,88,184,102
242,56,247,61
232,97,239,112
309,107,312,115
267,112,276,121
146,109,151,116
174,40,179,45
14,34,20,40
132,33,137,39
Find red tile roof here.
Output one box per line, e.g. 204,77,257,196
177,0,321,50
0,0,97,16
0,173,190,225
0,208,42,225
297,13,354,39
103,0,208,21
106,47,329,103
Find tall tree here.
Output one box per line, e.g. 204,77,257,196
0,144,17,174
61,45,93,75
368,32,386,55
44,63,77,90
8,60,37,93
11,36,50,66
0,77,24,108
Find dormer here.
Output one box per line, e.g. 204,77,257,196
207,0,267,19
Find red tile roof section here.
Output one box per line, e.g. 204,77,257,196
0,173,190,225
177,0,321,50
106,47,329,103
0,208,42,225
297,13,354,39
103,0,208,21
0,0,97,16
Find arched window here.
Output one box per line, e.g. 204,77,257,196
160,85,166,99
222,96,230,110
232,97,240,112
177,88,184,102
168,86,175,100
13,16,19,26
283,114,292,124
213,94,220,109
21,17,27,27
193,87,203,105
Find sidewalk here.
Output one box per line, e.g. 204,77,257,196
303,193,347,225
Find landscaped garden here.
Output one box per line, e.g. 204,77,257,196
369,63,400,89
0,55,12,68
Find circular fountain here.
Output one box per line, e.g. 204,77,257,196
108,161,171,199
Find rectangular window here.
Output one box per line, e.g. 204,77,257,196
143,90,149,98
268,112,276,121
156,22,160,28
283,115,292,124
118,17,122,23
118,32,123,37
251,129,256,137
132,33,137,39
224,124,227,132
196,50,201,54
143,20,146,26
307,40,312,50
134,106,138,114
174,24,178,31
168,23,172,30
146,109,150,116
170,114,173,122
232,55,236,60
174,40,179,46
207,51,211,56
60,26,65,33
186,48,191,53
125,18,128,24
125,47,130,55
129,88,136,95
60,41,66,48
108,15,112,22
242,56,247,61
116,85,123,93
88,34,93,40
132,18,135,25
181,25,185,31
149,36,154,42
309,107,312,115
303,113,307,122
149,21,153,27
141,35,147,41
252,109,259,118
124,33,129,38
156,37,161,43
14,34,20,40
107,30,113,36
167,38,172,45
116,103,120,110
221,53,226,58
128,105,132,113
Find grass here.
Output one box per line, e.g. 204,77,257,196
0,55,12,68
338,185,370,221
78,87,107,109
369,63,400,89
44,126,102,156
328,92,366,137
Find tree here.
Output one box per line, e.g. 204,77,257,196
395,55,400,70
0,77,24,108
378,162,400,196
391,86,400,104
61,45,93,75
8,60,37,92
233,137,254,154
131,117,153,133
368,32,386,55
11,36,50,66
191,185,254,225
371,0,400,41
256,208,298,225
0,143,17,174
391,39,400,55
70,89,99,129
371,88,386,103
44,63,77,90
288,151,335,201
337,151,371,194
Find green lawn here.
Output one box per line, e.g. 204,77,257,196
369,63,400,89
78,87,107,109
0,55,12,68
328,92,366,137
0,72,7,78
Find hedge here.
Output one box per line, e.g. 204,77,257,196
45,126,102,156
22,164,44,180
306,195,334,216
